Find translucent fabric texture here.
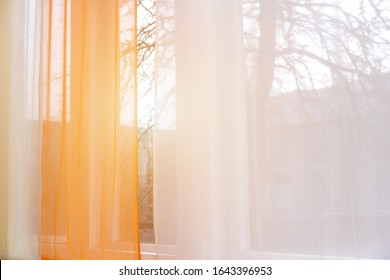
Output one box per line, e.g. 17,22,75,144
0,0,140,260
40,0,140,260
0,0,41,260
154,0,390,259
0,0,14,259
8,0,42,259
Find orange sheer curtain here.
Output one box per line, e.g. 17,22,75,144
40,0,140,259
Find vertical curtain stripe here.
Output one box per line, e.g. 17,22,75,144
0,0,13,258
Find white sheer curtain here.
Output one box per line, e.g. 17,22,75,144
0,0,41,259
154,0,248,259
8,0,41,259
154,0,390,259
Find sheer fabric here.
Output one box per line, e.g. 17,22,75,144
0,0,140,260
8,0,42,259
0,0,41,259
40,0,139,260
154,0,248,259
154,0,390,259
0,0,13,259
